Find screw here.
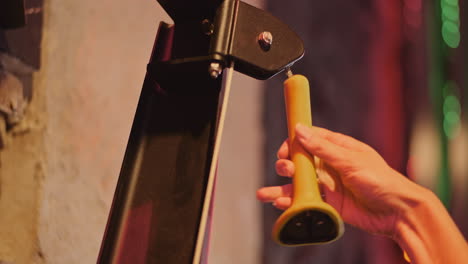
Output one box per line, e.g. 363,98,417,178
208,62,223,79
201,19,214,36
258,31,273,51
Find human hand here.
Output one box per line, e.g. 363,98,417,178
257,124,426,237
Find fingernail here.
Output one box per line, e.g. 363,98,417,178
295,123,310,142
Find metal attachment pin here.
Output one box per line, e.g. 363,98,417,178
285,68,293,78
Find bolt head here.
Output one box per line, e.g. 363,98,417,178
208,62,223,79
201,19,214,36
258,31,273,51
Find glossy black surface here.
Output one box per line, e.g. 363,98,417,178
279,210,338,245
97,22,221,264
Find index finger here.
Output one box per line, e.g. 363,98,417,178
296,124,352,168
310,126,369,152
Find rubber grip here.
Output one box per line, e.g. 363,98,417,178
272,75,344,246
272,74,344,246
283,75,321,204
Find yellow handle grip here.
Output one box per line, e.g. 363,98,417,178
272,74,344,246
284,75,322,204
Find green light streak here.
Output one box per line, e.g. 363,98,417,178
443,0,458,5
440,0,460,48
443,112,460,138
442,5,459,21
443,95,461,115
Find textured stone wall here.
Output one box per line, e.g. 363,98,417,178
0,73,45,264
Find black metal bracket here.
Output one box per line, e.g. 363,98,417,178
0,0,26,29
98,1,305,263
150,0,304,81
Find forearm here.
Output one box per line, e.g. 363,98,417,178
394,185,468,264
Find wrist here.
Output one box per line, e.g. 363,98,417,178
384,171,433,237
393,183,467,264
392,185,437,263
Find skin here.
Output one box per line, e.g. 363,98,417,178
257,124,468,264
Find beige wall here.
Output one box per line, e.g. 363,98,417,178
209,70,264,264
38,1,165,263
0,0,264,263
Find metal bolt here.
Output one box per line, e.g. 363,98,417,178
201,19,214,36
258,31,273,51
208,62,223,79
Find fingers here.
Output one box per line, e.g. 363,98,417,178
295,124,352,168
320,180,344,215
273,197,292,210
276,159,294,177
256,186,292,210
256,184,293,203
277,139,290,159
315,160,337,192
299,124,369,152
